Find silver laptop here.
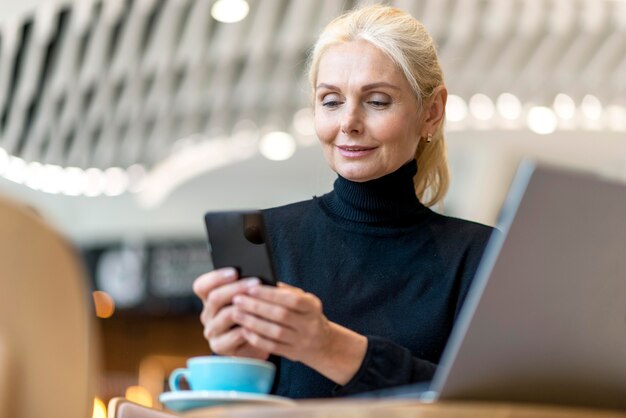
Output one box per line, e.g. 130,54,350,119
365,161,626,410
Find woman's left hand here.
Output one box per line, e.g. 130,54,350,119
231,282,368,385
231,283,330,363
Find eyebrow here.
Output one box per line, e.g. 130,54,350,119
316,82,400,91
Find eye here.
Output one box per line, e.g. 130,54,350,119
367,93,391,108
322,100,341,108
368,100,390,108
321,93,343,108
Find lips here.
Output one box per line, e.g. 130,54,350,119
336,144,377,158
337,145,376,151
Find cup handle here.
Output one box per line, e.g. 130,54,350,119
169,368,190,392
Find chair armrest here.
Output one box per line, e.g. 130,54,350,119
108,397,179,418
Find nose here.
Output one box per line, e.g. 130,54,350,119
340,102,363,135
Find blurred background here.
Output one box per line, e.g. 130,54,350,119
0,0,624,415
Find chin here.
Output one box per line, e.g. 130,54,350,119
335,164,380,183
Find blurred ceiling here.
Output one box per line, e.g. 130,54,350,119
1,0,624,166
0,0,624,241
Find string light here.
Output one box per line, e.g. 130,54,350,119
581,94,602,121
24,162,44,191
211,0,249,23
104,167,129,196
606,105,626,131
1,93,624,201
527,106,558,135
4,156,27,184
63,167,87,196
84,168,106,197
0,148,9,175
553,94,576,120
446,95,468,122
496,93,522,120
469,94,495,121
127,164,147,193
39,164,65,194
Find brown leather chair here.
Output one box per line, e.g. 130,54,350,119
0,334,11,417
0,195,98,418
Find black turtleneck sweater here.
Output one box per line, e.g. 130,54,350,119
262,160,493,399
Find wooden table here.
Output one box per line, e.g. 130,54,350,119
181,399,626,418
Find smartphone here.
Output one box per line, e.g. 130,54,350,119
204,210,277,286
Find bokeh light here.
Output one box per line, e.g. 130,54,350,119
93,291,115,319
469,94,495,121
446,94,468,122
581,94,602,121
5,156,27,184
25,162,44,191
0,147,8,175
606,105,626,131
527,106,558,134
125,385,153,407
293,108,316,137
63,167,87,196
496,93,522,120
84,168,106,197
553,94,576,120
39,164,64,194
92,398,106,418
211,0,249,23
259,131,296,161
104,167,129,196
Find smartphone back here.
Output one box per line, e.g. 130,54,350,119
204,210,277,285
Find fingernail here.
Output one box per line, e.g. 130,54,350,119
245,278,260,287
224,268,238,278
233,295,243,304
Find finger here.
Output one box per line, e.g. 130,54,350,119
276,282,302,290
206,320,270,360
208,327,247,355
200,303,211,326
233,344,271,360
246,285,319,314
203,306,238,340
241,328,291,359
193,267,238,300
206,277,261,318
233,295,297,329
233,309,297,344
199,278,261,324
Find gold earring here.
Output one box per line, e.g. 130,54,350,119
426,133,432,143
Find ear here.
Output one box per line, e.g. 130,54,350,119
421,85,447,136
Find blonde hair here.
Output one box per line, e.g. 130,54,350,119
308,4,449,206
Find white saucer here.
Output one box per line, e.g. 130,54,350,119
159,390,296,412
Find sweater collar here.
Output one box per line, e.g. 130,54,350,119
320,160,427,224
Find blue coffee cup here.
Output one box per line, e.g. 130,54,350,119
168,356,275,394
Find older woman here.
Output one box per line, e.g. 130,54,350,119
193,5,493,399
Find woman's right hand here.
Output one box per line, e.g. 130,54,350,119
193,267,270,360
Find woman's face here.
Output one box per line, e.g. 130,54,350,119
314,40,423,182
